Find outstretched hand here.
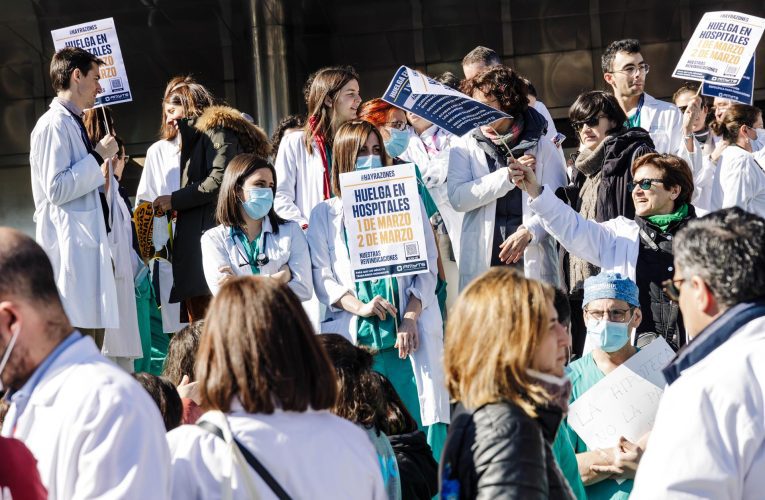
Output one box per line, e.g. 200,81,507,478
508,160,543,198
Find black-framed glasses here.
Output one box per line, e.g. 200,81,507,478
385,120,408,131
610,63,650,77
628,178,664,192
584,307,634,322
662,278,686,302
572,114,608,132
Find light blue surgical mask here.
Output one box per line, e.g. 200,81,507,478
752,128,765,152
355,155,383,170
241,187,273,220
384,127,410,158
586,318,630,353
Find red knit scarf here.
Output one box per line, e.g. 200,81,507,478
309,115,332,200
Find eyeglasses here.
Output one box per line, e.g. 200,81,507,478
385,121,408,131
662,278,686,302
610,63,650,77
628,178,664,192
584,307,634,322
572,114,608,132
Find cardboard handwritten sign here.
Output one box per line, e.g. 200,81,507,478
382,66,510,137
568,337,675,451
339,163,430,281
673,10,765,86
51,18,133,106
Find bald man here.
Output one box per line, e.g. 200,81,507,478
0,228,170,499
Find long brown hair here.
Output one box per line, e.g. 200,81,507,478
197,277,337,414
83,106,114,146
160,76,214,140
215,153,285,233
444,267,554,417
303,66,359,153
330,120,391,197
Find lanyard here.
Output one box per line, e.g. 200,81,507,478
626,94,645,128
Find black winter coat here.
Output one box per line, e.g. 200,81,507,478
389,430,438,500
559,127,655,222
440,401,574,500
170,106,270,302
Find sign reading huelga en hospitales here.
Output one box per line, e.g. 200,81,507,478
51,18,133,106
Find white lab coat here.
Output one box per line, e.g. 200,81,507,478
632,316,765,499
1,334,172,499
274,130,327,227
200,218,313,300
400,125,464,261
102,174,143,363
710,145,765,217
447,131,567,290
534,100,559,142
639,93,684,155
306,197,450,426
29,99,118,329
167,406,386,500
135,138,186,333
682,134,718,215
527,187,641,282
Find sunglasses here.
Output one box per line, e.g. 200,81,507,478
628,178,664,192
572,114,608,131
662,278,686,302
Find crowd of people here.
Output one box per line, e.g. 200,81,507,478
1,35,765,499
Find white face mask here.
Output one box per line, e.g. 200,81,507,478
751,128,765,152
153,215,170,252
0,325,20,392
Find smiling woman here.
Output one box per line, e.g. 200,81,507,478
511,152,696,350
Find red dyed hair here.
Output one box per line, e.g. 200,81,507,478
358,98,397,127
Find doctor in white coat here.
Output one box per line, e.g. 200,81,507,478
448,66,567,291
603,39,684,155
0,228,171,500
136,135,186,334
306,121,450,436
29,48,120,344
201,153,313,299
274,66,361,227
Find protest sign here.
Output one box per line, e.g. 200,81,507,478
339,163,429,281
51,18,133,106
673,11,765,86
702,56,755,104
568,337,675,452
382,66,510,137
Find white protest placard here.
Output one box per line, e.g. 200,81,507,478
339,163,429,282
673,11,765,86
382,66,510,137
51,18,133,106
568,337,675,452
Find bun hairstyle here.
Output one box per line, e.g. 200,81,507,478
709,103,761,142
317,334,388,432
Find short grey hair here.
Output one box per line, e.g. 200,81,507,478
674,208,765,308
462,46,501,67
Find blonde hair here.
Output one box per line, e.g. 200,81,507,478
330,120,391,197
444,267,554,417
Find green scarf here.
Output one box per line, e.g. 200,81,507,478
646,203,689,233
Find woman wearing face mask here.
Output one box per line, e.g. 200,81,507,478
448,65,567,292
358,99,448,319
709,104,765,218
200,153,312,299
274,66,361,228
306,120,449,460
561,272,647,500
511,153,696,350
440,267,574,499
